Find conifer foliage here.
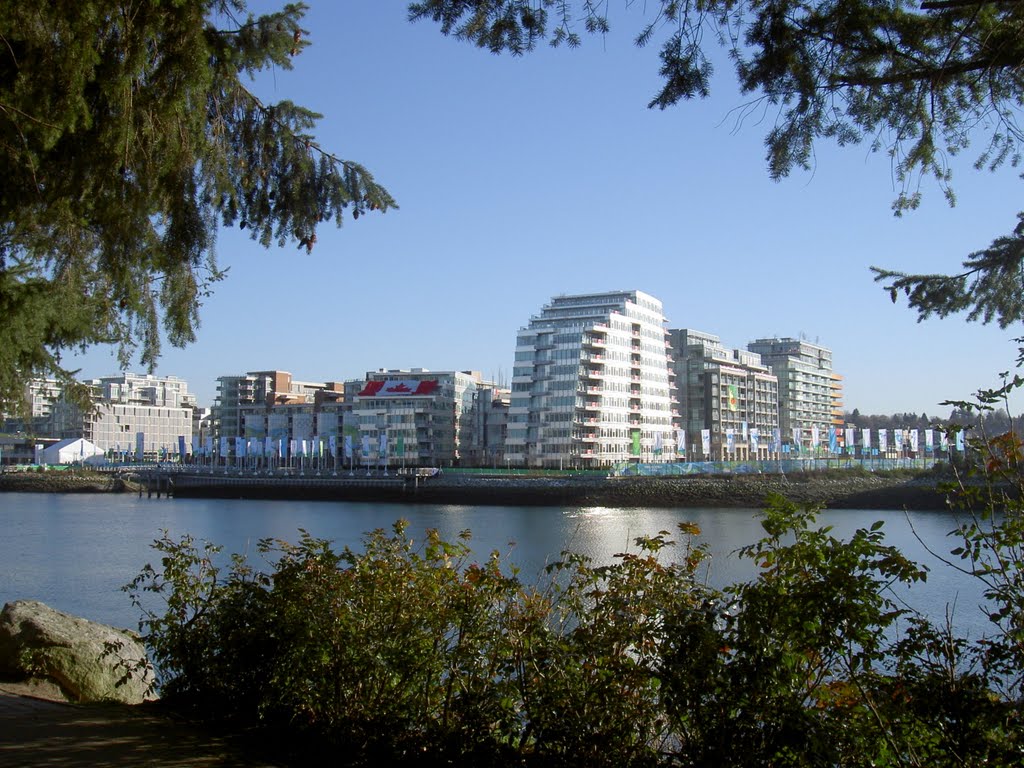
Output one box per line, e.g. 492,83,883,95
0,1,395,410
410,0,1024,331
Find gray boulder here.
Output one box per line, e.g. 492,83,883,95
0,600,155,704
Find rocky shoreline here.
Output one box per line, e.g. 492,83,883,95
1,468,960,510
417,472,954,510
0,471,141,494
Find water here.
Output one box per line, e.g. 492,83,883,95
0,493,993,638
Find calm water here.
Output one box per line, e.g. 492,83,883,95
0,493,992,637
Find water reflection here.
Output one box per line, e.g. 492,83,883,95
0,493,988,639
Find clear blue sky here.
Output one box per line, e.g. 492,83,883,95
69,2,1023,415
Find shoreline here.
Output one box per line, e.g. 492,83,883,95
0,469,959,510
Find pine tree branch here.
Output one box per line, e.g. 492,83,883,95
921,0,1022,10
833,53,1018,89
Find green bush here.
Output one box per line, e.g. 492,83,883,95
127,488,1024,766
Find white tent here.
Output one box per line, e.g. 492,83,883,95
41,438,104,465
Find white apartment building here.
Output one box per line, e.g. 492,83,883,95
506,290,676,468
349,369,486,467
47,373,196,456
746,337,837,446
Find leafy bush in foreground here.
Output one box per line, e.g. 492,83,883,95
127,486,1023,766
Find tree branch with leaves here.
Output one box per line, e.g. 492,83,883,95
0,1,396,412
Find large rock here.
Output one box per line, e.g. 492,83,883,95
0,600,156,704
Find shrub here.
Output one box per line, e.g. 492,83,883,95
128,488,1024,766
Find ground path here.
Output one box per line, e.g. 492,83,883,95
0,683,278,767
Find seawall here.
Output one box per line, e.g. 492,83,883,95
1,468,961,510
165,471,955,510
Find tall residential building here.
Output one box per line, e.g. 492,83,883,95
746,337,837,446
668,329,779,460
507,290,676,468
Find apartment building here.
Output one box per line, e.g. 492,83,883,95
746,337,837,448
348,369,490,467
45,373,196,455
669,329,779,459
212,370,344,440
506,290,676,468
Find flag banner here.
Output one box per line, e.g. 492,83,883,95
397,434,405,457
828,427,838,453
268,414,289,442
894,430,904,450
358,379,440,397
940,431,949,451
235,437,246,458
654,431,663,455
300,439,307,457
772,428,781,453
292,413,313,441
317,412,339,438
750,428,759,451
311,437,320,457
137,432,146,460
700,429,710,457
845,428,856,450
878,429,888,453
742,421,748,441
329,435,337,456
811,426,820,448
243,414,266,439
862,428,871,452
925,429,934,450
344,435,353,459
792,428,801,452
265,437,273,456
726,429,735,453
219,436,229,457
676,429,686,455
362,435,371,458
289,439,298,458
909,429,919,452
727,384,739,411
278,439,286,459
192,436,200,454
178,436,186,457
955,430,965,451
631,430,641,457
379,432,388,457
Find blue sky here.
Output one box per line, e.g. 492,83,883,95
69,2,1023,415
